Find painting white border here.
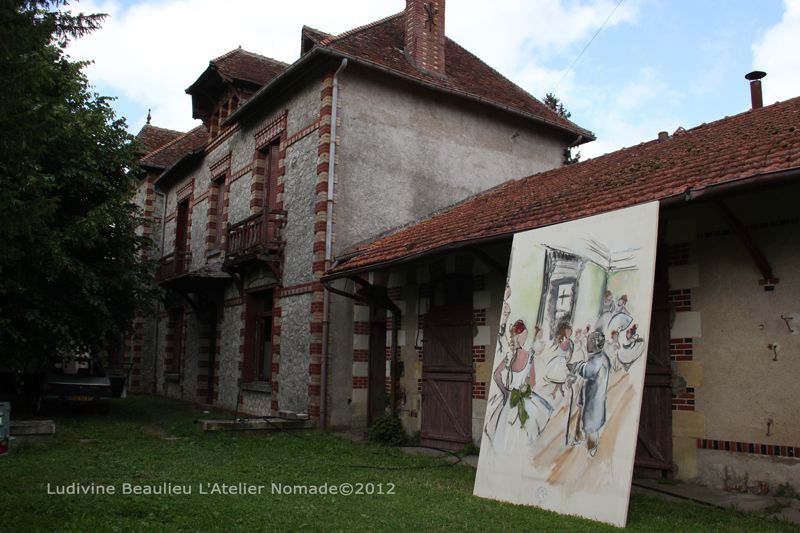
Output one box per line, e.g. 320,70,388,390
473,201,660,527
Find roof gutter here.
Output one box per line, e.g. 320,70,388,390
323,232,514,282
153,148,205,191
324,166,800,281
658,167,800,207
224,47,336,126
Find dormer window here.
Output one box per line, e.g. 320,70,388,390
208,96,241,140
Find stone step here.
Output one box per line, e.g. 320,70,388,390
10,420,56,436
198,417,313,432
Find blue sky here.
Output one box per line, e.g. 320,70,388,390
66,0,799,159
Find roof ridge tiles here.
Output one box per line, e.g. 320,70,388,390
302,25,332,39
141,124,184,136
211,47,289,68
319,11,404,46
140,125,207,165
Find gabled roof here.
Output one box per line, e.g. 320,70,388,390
140,126,207,171
327,96,800,277
301,25,332,52
186,48,289,124
187,48,289,94
323,13,591,139
136,124,184,153
229,14,593,141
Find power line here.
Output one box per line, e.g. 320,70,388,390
550,0,625,94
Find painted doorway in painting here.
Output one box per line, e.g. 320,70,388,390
473,202,660,527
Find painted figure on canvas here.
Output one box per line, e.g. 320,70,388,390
567,330,611,456
484,287,554,451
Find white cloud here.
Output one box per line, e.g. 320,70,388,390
448,0,639,102
752,0,800,104
67,0,639,133
577,67,685,159
67,0,404,130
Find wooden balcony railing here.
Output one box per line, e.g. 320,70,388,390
225,209,287,264
155,251,191,282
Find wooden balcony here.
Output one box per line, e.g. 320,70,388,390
224,209,287,268
155,251,191,282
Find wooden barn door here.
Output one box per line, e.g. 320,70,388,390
635,246,674,478
421,275,473,450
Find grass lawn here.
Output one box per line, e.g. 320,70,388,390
0,396,792,532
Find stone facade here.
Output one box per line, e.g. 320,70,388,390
133,7,581,426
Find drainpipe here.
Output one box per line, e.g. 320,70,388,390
320,58,348,429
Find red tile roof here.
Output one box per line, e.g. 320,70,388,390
140,126,207,170
136,124,184,153
208,48,289,88
317,13,591,140
328,97,800,276
230,14,592,141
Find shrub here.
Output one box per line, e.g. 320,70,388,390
365,413,409,446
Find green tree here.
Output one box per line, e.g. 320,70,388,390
0,1,153,370
543,92,581,165
543,92,571,119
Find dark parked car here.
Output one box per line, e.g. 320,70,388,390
38,353,113,413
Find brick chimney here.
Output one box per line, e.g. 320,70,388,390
404,0,446,76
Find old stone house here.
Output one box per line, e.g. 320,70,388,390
324,89,800,489
130,1,593,425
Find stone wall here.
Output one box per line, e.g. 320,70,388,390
664,182,800,491
333,65,567,255
149,76,323,416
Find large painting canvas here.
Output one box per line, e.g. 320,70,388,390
473,202,660,527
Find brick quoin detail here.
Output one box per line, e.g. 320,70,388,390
206,153,231,252
353,376,368,389
472,381,487,400
472,309,486,326
251,112,287,214
667,242,690,266
307,71,336,424
668,289,693,313
672,387,695,411
668,240,695,410
472,345,486,363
